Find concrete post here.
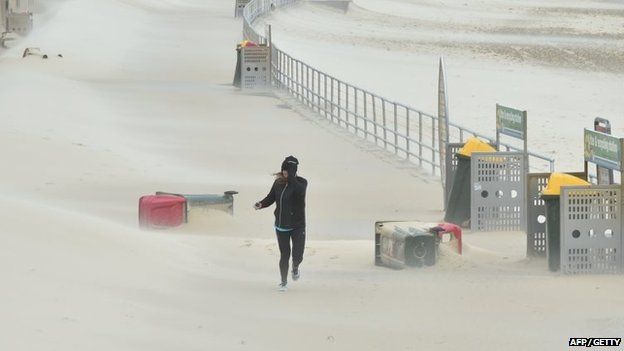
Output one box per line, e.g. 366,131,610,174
0,0,7,33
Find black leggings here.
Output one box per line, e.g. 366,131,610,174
276,227,305,284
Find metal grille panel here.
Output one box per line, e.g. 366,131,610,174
560,186,621,274
526,173,549,256
7,13,32,33
241,46,270,91
444,143,464,206
471,152,526,232
235,0,251,17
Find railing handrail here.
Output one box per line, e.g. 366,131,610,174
242,0,555,173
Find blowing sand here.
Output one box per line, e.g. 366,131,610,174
1,1,623,350
256,0,624,171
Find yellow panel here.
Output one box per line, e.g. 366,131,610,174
457,137,496,157
542,173,590,196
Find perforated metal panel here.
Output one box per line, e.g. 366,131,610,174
560,185,621,274
471,152,526,232
235,0,251,17
7,13,32,34
526,173,550,257
241,46,270,91
444,143,463,206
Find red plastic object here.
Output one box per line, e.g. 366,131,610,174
241,40,258,47
139,195,187,229
435,222,463,255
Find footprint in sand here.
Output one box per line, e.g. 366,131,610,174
240,240,253,248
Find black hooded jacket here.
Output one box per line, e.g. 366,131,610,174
259,175,307,230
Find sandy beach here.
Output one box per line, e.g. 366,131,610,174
1,0,624,350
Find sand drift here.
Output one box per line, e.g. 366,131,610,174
1,0,624,350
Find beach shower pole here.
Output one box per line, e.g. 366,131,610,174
266,24,272,87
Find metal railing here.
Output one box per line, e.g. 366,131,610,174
242,0,555,175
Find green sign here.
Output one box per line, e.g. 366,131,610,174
496,104,526,140
584,129,622,171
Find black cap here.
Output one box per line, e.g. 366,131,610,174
281,155,299,173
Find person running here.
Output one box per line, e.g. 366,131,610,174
255,156,308,292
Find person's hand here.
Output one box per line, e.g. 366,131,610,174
254,202,262,210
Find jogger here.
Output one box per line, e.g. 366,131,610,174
276,227,306,284
255,156,308,291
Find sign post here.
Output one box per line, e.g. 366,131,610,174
594,118,613,185
438,57,450,205
496,104,528,173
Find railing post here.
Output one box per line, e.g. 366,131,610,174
338,82,343,127
324,73,328,118
277,50,281,88
330,77,335,123
431,115,436,174
316,70,321,113
301,62,308,106
306,65,310,107
354,88,359,135
393,103,398,154
418,112,423,166
311,68,316,112
295,61,299,101
372,96,378,145
382,100,388,149
288,56,295,94
406,109,411,160
345,85,350,132
363,92,368,140
279,51,284,89
295,61,299,100
299,62,303,102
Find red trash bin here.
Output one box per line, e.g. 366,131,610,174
138,195,187,229
432,222,463,255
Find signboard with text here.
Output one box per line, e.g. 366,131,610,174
496,104,526,140
584,129,622,171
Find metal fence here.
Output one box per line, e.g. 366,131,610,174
242,0,555,176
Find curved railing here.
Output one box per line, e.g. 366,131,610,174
242,0,555,176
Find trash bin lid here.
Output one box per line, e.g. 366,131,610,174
542,173,590,196
239,40,258,47
458,137,496,157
